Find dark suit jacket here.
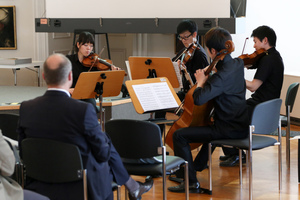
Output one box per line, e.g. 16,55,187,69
17,90,128,200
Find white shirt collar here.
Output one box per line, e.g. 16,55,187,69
47,88,71,97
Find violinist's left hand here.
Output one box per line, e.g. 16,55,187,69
195,69,208,88
111,65,121,71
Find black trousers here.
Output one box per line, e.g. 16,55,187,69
222,103,254,156
173,126,229,183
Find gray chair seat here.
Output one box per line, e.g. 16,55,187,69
124,156,184,176
213,135,278,150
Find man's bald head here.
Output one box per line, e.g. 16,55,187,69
43,54,72,87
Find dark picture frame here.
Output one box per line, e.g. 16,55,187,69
0,6,17,50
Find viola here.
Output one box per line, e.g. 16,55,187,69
239,48,267,66
173,42,200,88
173,42,200,63
165,40,235,150
82,53,113,71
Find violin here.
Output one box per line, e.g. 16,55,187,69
239,48,267,66
165,40,235,150
173,42,200,63
82,53,113,71
173,42,200,88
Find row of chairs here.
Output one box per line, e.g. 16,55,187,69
2,118,189,200
0,82,298,200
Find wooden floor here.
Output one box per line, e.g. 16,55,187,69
114,125,300,200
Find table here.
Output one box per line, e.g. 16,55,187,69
0,61,43,86
0,86,150,122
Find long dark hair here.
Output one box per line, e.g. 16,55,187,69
74,32,95,53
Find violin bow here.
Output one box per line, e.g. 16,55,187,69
241,37,249,55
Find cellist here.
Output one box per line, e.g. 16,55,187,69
168,27,249,193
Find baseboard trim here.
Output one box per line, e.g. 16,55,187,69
291,117,300,126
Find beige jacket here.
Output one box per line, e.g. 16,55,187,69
0,130,23,200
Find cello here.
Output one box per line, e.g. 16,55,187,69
165,40,235,150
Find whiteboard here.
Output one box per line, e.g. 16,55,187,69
45,0,230,18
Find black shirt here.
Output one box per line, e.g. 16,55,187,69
247,47,284,106
173,43,209,92
193,55,248,138
66,54,99,88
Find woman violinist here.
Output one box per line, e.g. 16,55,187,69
66,32,120,112
168,27,249,193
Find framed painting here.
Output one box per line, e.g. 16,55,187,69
0,6,16,49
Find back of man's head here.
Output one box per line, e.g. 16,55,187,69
43,54,72,87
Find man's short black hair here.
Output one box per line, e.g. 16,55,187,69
251,25,277,47
177,20,198,35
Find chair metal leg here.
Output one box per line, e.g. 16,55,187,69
278,123,282,190
239,149,243,186
208,143,212,193
117,185,121,200
298,140,300,183
286,106,291,168
184,161,189,200
249,125,254,200
162,146,167,200
83,169,88,200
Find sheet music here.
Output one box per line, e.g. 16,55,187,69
132,81,178,112
172,62,183,88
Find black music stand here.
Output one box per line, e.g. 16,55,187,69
72,70,126,130
128,57,180,88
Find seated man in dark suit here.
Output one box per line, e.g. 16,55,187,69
17,53,153,200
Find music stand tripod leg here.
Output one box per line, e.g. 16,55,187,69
95,82,105,131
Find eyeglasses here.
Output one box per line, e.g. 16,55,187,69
178,33,192,41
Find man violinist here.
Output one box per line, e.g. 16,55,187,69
220,25,284,167
168,27,249,193
173,19,209,100
155,20,208,132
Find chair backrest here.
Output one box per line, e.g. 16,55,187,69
21,138,85,183
0,113,19,140
105,119,162,159
251,98,282,135
285,82,299,113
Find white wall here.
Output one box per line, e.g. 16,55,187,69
1,0,300,118
231,0,300,76
0,0,46,86
230,0,300,118
45,0,230,18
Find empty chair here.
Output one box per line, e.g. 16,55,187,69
105,119,189,200
280,82,299,166
20,138,88,200
208,98,282,200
